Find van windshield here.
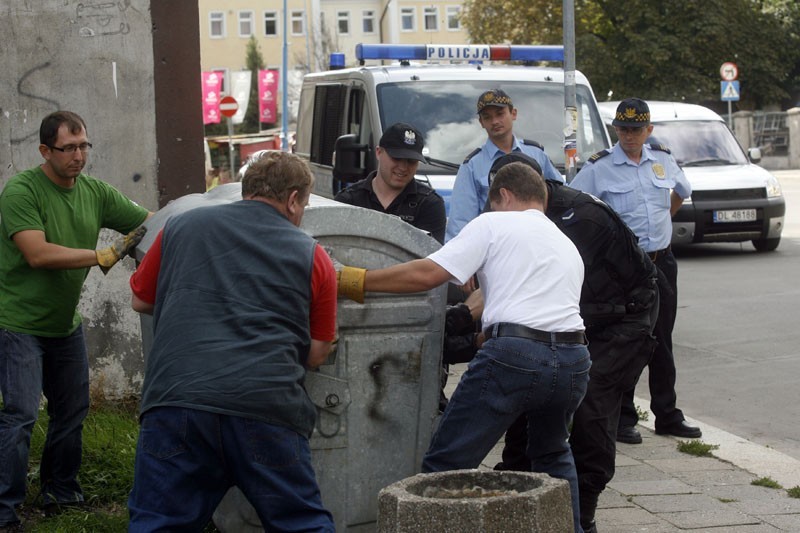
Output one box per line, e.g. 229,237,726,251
648,121,748,166
376,80,608,171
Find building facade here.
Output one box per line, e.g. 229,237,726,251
198,0,470,117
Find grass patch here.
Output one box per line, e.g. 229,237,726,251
717,497,737,503
676,439,719,457
751,477,783,489
20,399,140,532
635,404,650,422
788,486,800,498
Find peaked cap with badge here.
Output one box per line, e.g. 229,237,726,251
379,122,426,162
612,97,650,127
476,89,513,114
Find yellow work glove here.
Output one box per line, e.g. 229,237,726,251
337,266,367,303
96,226,148,275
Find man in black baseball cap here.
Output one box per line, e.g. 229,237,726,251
377,122,426,162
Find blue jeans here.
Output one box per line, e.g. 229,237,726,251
0,327,89,525
128,407,334,532
422,335,590,533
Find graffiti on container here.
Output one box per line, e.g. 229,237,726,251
77,1,131,37
367,353,410,422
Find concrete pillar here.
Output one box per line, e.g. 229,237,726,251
732,110,754,150
787,108,800,169
378,470,573,533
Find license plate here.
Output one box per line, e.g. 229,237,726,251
713,209,756,223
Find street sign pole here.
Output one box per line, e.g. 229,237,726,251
719,62,739,127
227,116,235,176
219,95,240,175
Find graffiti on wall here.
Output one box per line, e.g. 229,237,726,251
77,1,131,37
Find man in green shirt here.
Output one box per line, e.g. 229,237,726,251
0,110,150,528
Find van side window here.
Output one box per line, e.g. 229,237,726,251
310,84,347,166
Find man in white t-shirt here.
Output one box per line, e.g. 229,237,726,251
337,162,590,532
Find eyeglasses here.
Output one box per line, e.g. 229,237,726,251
49,143,93,154
615,126,646,135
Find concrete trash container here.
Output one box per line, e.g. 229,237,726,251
134,184,446,532
378,469,573,533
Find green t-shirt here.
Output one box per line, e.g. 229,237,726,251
0,166,149,336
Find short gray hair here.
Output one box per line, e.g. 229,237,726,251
241,151,314,202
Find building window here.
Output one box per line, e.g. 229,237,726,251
446,6,461,31
212,68,229,93
264,11,278,36
362,10,375,34
337,11,350,35
291,10,305,35
400,7,415,32
423,7,438,32
238,11,254,37
209,11,225,38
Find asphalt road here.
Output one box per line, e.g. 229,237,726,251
633,169,800,463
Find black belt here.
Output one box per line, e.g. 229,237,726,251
648,246,671,262
484,322,587,345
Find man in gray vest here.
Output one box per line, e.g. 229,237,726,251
128,152,337,532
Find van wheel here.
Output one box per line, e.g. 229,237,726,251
752,237,780,252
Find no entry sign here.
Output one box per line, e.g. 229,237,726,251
219,95,239,118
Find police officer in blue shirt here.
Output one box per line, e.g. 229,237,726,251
570,97,701,444
445,88,563,242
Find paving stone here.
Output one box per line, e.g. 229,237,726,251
659,508,762,529
612,464,675,482
758,513,800,530
594,505,662,525
617,443,687,461
597,488,637,509
607,479,696,496
645,457,736,473
719,524,785,532
615,453,643,467
595,520,681,533
632,493,728,513
673,468,758,487
701,483,794,502
730,496,800,515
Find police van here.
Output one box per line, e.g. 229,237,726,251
294,44,611,213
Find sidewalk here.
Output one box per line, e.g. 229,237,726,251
444,364,800,531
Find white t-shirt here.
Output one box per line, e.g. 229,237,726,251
429,209,584,332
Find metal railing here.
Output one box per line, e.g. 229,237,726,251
753,111,789,155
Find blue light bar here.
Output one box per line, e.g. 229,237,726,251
355,44,564,63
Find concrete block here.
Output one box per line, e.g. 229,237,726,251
377,469,572,533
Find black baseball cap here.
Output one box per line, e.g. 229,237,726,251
612,98,651,127
379,123,425,162
477,89,513,114
488,152,543,184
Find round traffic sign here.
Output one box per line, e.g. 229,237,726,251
720,62,738,81
219,95,239,118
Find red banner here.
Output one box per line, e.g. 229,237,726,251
201,71,224,125
258,69,279,124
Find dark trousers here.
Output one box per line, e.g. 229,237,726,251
619,250,684,429
499,326,656,528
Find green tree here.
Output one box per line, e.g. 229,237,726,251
461,0,799,108
242,36,267,132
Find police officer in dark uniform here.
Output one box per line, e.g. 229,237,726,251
334,122,446,244
489,153,659,533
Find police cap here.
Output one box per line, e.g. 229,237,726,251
477,89,513,114
612,97,650,127
379,122,426,162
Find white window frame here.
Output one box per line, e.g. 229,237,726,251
238,11,254,38
423,6,438,32
362,10,376,35
337,10,351,36
263,11,279,37
291,10,306,36
209,11,225,39
400,7,416,32
446,6,462,31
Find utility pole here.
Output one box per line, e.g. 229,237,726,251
563,0,578,182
